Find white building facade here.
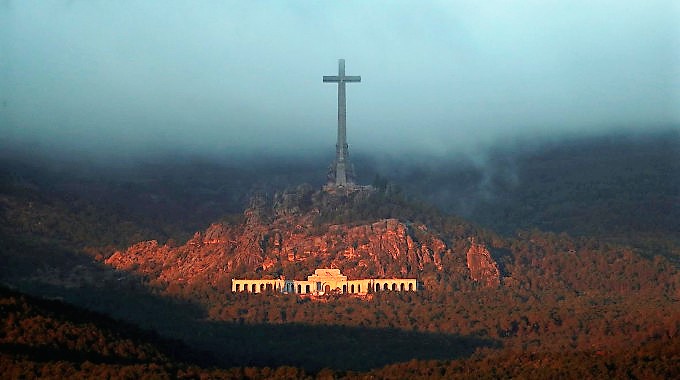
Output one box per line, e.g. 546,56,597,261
231,268,417,295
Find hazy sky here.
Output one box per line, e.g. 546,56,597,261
1,1,678,158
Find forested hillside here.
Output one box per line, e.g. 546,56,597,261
0,130,678,377
2,131,676,257
391,131,680,258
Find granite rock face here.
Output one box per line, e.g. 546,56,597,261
105,189,501,289
465,239,501,287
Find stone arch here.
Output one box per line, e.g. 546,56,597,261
350,284,355,293
305,284,310,293
343,285,347,293
235,284,240,292
297,284,302,293
384,283,389,291
251,284,256,293
260,284,265,292
358,284,361,293
392,283,397,291
374,283,379,292
400,283,405,291
409,283,413,291
266,283,272,292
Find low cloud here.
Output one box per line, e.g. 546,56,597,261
1,1,678,160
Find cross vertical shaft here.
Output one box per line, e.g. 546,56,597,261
323,59,361,187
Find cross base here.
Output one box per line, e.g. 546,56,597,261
326,158,355,188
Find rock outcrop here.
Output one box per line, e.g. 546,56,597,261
465,239,501,287
105,188,501,291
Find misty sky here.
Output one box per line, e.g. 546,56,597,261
1,1,678,158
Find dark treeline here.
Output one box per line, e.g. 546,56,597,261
2,130,677,257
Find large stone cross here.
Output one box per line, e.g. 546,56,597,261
323,59,361,187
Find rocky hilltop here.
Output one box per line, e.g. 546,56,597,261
105,185,501,291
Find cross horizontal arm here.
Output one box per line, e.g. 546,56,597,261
323,75,361,83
